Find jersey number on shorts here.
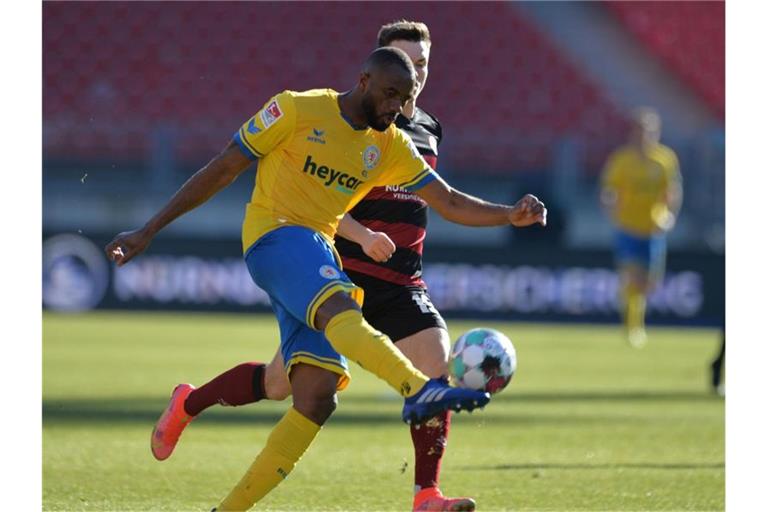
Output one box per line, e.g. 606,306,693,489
411,291,438,315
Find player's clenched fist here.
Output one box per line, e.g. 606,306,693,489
360,230,396,263
508,194,547,227
105,228,154,266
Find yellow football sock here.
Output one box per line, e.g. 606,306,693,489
324,309,428,397
628,290,647,331
217,407,320,511
622,282,646,331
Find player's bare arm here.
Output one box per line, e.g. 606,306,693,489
105,141,252,266
667,180,683,216
336,214,395,262
653,181,683,232
415,174,547,227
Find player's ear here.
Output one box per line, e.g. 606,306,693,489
359,72,371,91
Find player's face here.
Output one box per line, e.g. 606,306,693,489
629,119,661,147
360,69,416,131
387,39,431,99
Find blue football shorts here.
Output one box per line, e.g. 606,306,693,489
614,229,667,278
244,225,364,391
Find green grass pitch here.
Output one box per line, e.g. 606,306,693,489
43,311,724,511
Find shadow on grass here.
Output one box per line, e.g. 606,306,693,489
43,389,720,426
495,390,720,403
460,461,725,471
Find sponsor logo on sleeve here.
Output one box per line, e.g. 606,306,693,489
260,100,283,129
247,118,261,135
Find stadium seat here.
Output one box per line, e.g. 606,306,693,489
44,2,627,172
603,1,724,118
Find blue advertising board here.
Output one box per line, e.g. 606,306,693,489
43,233,724,326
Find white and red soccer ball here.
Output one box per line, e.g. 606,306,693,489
449,328,517,395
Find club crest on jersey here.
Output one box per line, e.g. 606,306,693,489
260,100,283,129
363,145,381,171
319,265,340,279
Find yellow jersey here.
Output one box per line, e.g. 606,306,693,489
601,144,681,236
233,89,436,252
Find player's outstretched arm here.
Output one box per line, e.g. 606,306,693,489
336,214,395,262
105,141,252,266
666,179,683,218
415,175,547,228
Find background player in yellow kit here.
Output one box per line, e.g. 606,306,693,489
601,107,682,347
107,47,546,511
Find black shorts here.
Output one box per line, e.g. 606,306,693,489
347,270,447,343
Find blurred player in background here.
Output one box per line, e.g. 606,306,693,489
601,108,682,347
109,46,546,511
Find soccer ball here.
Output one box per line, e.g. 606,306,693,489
449,328,517,394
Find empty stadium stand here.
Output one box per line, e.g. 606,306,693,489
604,1,724,118
44,2,628,172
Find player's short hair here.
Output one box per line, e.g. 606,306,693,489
362,47,416,77
377,20,431,47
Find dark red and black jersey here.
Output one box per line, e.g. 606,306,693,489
335,107,442,288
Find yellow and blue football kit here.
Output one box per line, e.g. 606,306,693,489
217,90,495,511
601,143,681,339
234,88,436,251
601,143,681,276
234,89,437,389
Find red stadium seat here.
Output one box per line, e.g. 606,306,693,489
44,2,628,172
604,1,724,118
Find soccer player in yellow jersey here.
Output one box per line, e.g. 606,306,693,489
106,47,546,511
601,107,682,347
149,21,493,512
